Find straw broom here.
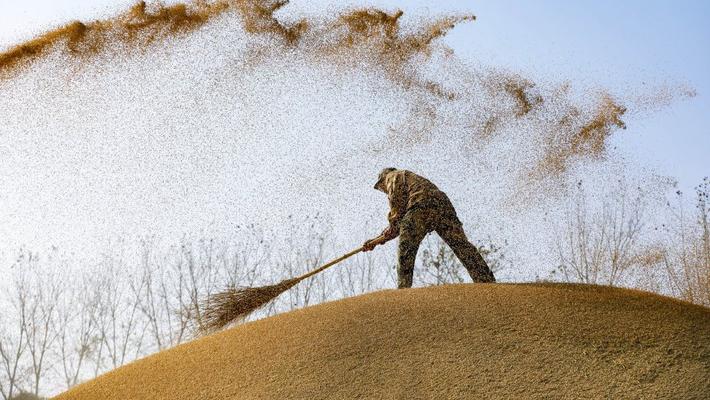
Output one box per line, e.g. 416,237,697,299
198,237,385,334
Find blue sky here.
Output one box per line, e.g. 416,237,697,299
454,1,710,194
1,0,708,192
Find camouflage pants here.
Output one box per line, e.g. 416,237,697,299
397,205,496,289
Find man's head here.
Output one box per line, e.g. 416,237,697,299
374,167,397,191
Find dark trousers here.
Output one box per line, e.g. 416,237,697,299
397,206,496,289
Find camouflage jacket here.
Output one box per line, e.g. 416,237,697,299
380,169,454,228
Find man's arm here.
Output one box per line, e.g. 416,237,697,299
363,172,407,251
363,224,398,251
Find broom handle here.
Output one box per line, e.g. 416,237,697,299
295,237,387,281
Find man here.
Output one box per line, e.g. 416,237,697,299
363,168,496,288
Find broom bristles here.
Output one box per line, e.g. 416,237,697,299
198,277,300,334
196,245,366,334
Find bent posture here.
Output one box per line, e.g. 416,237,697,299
363,168,496,288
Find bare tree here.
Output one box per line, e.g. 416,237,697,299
335,251,383,297
19,269,62,396
280,215,332,311
0,294,27,400
55,272,102,390
130,238,187,351
177,238,229,331
0,251,64,399
657,178,710,306
90,251,147,372
134,232,271,348
220,225,272,289
556,180,649,285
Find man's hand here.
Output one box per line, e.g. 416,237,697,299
362,238,379,252
363,225,399,252
382,224,399,240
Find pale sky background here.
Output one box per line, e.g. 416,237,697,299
1,0,708,194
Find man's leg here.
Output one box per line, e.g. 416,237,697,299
436,223,496,283
397,211,429,289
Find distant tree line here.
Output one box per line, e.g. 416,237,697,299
553,177,709,305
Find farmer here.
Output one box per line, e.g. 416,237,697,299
363,168,496,288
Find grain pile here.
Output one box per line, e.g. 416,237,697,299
54,283,710,399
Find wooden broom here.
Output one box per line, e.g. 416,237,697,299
197,237,385,334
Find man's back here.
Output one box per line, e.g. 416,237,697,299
380,169,453,215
